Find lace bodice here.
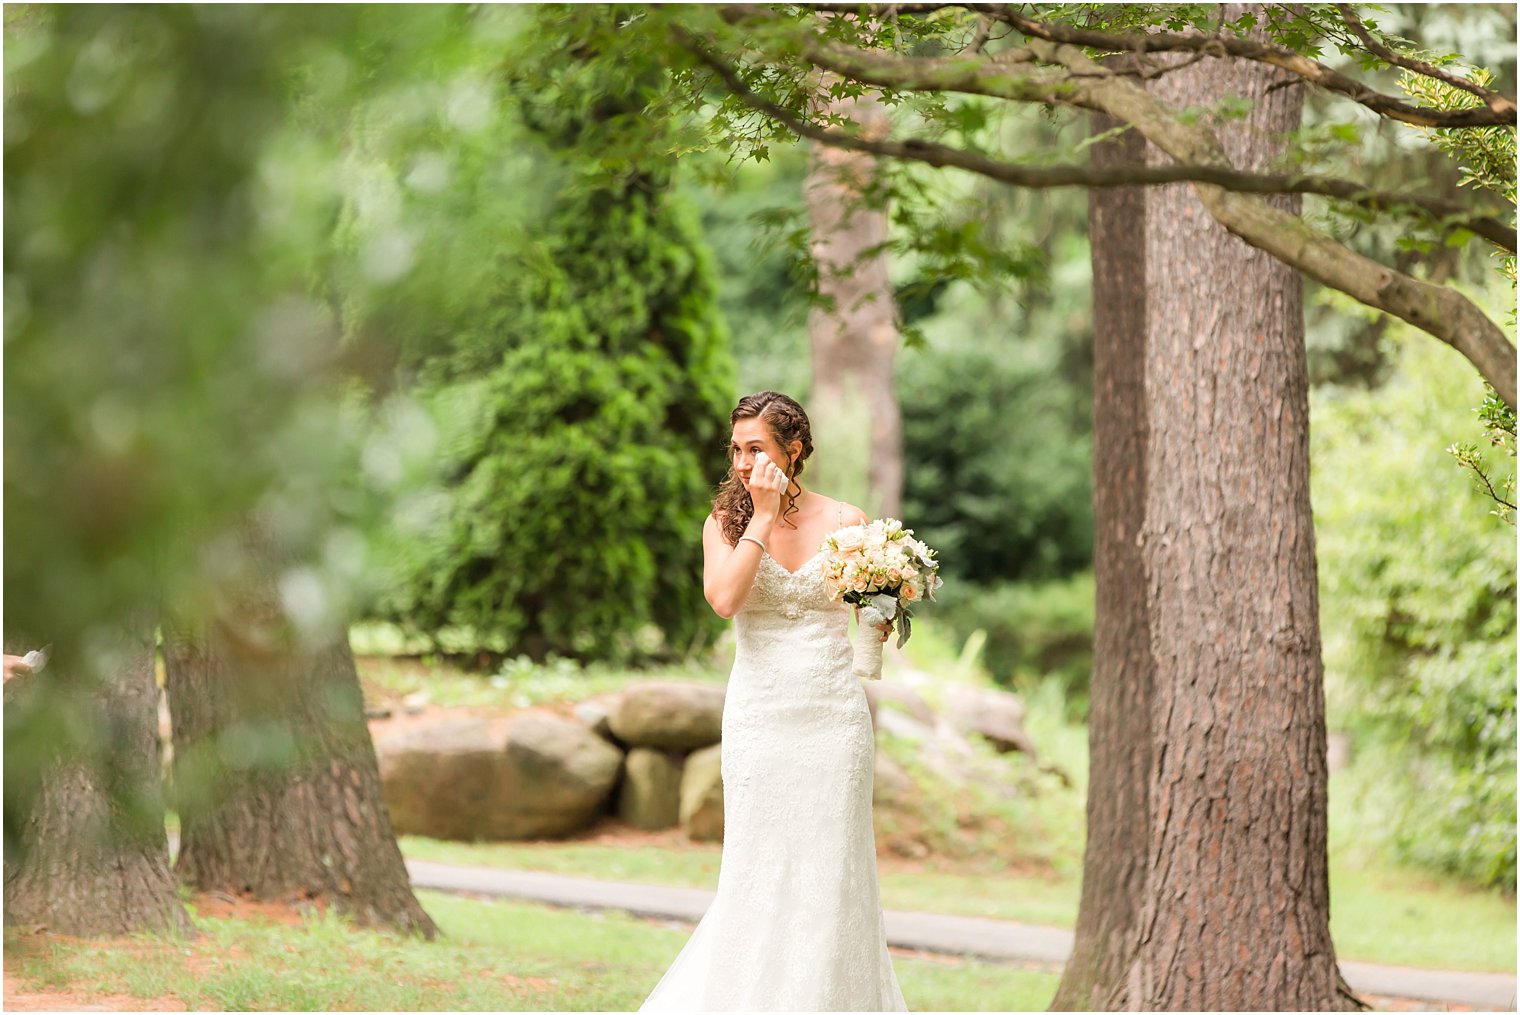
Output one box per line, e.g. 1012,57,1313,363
738,550,849,621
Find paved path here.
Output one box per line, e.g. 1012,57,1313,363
404,858,1519,1010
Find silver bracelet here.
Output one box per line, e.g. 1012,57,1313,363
738,534,767,553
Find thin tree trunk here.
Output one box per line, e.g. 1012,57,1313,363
1050,108,1154,1011
804,86,903,519
4,619,191,937
1115,8,1358,1007
164,520,436,938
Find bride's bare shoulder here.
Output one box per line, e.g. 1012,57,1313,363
831,499,870,527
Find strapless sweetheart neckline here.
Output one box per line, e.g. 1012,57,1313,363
762,548,825,577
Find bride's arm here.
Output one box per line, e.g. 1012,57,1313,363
703,511,776,619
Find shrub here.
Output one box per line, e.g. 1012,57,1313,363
362,63,739,662
1313,329,1517,889
933,573,1095,718
898,284,1094,587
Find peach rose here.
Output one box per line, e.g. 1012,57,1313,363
834,526,867,554
901,582,919,602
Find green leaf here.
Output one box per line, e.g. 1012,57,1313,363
1330,122,1360,144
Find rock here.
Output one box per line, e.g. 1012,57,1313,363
875,706,933,744
609,680,725,750
944,685,1036,757
376,711,622,840
872,752,914,807
572,696,617,740
863,681,936,727
401,689,431,715
680,743,724,842
618,748,683,830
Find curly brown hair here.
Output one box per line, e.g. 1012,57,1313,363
714,391,815,546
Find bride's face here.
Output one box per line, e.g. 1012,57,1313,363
729,417,788,485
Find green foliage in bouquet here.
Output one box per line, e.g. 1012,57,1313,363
1315,331,1517,890
370,58,737,663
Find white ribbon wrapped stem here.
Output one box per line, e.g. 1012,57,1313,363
853,631,884,681
853,601,894,681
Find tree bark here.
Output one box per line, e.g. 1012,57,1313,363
803,85,904,519
4,619,192,937
1050,108,1155,1011
1115,10,1358,1008
164,521,436,938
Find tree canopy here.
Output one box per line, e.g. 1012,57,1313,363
516,3,1516,408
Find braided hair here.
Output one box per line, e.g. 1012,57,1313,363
713,391,815,546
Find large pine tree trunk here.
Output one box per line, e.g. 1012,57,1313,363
1050,110,1154,1011
164,521,436,938
4,620,191,937
804,87,903,519
1115,9,1357,1008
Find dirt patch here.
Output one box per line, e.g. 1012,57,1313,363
436,970,556,995
3,976,187,1013
559,821,717,851
186,889,327,927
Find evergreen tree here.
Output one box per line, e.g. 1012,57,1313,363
377,62,736,662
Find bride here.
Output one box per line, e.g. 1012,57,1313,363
639,391,908,1012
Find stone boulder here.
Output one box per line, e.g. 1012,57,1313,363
376,712,622,840
618,747,683,830
679,743,724,842
863,680,936,728
872,752,914,807
944,685,1037,757
875,706,933,744
572,695,619,743
609,680,725,750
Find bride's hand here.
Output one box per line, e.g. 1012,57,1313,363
744,451,789,518
853,607,895,643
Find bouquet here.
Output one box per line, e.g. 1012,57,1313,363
818,518,942,681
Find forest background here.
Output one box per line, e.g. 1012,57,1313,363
3,2,1516,1010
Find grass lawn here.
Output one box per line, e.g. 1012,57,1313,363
400,833,1086,930
397,832,1517,974
4,891,1058,1012
359,620,1517,977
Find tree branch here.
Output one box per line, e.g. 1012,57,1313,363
966,14,993,56
1465,461,1518,512
685,20,1519,408
1026,36,1516,410
1335,4,1503,106
687,39,1513,250
771,32,1517,249
792,2,1518,127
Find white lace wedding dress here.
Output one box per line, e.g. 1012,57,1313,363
639,546,908,1012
